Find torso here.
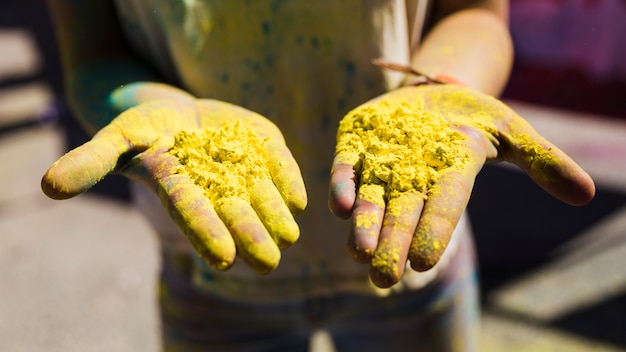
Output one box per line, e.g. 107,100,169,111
116,0,467,302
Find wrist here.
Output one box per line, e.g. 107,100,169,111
110,82,196,111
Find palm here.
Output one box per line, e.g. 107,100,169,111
329,84,595,288
42,97,307,274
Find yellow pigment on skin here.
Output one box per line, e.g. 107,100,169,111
168,119,302,273
355,211,378,229
169,120,271,205
516,133,557,165
337,99,470,282
421,86,563,174
370,236,404,282
336,99,469,205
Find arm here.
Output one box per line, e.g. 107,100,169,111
330,0,594,287
411,0,513,95
45,0,169,134
43,1,307,274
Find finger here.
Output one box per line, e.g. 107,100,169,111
41,126,129,200
196,100,308,214
329,157,359,219
409,132,486,272
41,100,197,200
146,151,237,270
263,139,308,214
408,169,471,272
370,191,424,288
348,184,384,262
501,119,595,206
250,179,300,249
215,197,281,274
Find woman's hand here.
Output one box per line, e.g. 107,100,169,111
42,83,307,274
329,84,595,288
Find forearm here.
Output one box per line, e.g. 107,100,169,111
411,7,513,96
65,60,164,134
46,0,167,134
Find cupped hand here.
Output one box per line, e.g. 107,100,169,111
42,83,307,274
329,84,595,288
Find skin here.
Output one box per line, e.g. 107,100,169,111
330,85,595,287
327,0,594,287
43,0,595,287
42,89,307,274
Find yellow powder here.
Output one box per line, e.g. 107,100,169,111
169,120,271,205
336,99,469,205
355,210,379,229
515,133,557,164
414,86,563,173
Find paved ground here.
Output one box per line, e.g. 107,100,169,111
2,2,626,351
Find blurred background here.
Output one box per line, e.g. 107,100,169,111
1,0,625,351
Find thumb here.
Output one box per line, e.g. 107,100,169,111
501,119,595,206
41,126,130,200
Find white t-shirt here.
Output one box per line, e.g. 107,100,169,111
114,0,470,302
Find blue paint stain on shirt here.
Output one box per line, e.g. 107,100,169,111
270,0,287,13
336,98,347,112
195,257,216,282
319,261,329,275
345,62,355,76
261,21,271,36
200,271,216,283
318,167,331,182
310,37,320,48
321,113,331,131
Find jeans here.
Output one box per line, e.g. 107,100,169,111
158,234,479,352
